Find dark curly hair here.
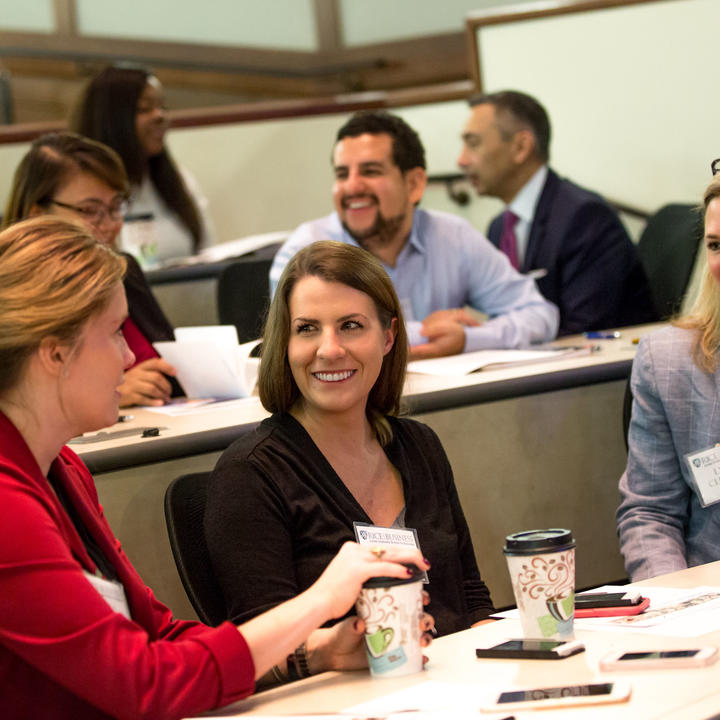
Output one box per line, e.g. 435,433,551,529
335,111,426,172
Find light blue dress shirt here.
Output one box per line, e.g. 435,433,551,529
270,208,558,352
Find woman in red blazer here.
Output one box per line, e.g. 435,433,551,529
0,216,431,720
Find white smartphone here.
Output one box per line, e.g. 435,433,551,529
481,681,631,712
600,647,718,671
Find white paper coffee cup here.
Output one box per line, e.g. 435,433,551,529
355,569,424,678
504,528,576,640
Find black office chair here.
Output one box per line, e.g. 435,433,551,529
164,472,227,626
217,244,281,344
636,203,703,319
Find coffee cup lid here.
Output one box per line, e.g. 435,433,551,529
503,528,575,555
362,564,425,589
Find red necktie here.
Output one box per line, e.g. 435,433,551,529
500,210,519,270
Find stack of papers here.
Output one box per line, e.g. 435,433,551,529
154,326,260,400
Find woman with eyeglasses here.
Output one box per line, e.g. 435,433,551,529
617,176,720,580
71,65,213,263
2,132,180,407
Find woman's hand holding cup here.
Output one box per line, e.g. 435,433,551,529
303,542,433,675
309,541,429,620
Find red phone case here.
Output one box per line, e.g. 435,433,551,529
574,596,650,618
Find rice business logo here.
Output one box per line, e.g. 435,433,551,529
693,458,702,468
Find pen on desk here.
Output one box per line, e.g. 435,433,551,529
583,331,621,339
117,414,134,423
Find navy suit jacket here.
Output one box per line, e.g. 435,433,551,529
488,169,657,335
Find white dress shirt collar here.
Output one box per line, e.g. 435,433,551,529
507,165,548,267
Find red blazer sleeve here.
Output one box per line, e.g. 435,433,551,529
0,443,255,720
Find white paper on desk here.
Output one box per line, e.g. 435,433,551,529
344,681,479,716
193,231,288,263
142,396,259,416
153,231,288,268
154,327,260,400
573,585,720,636
407,346,591,376
199,715,474,720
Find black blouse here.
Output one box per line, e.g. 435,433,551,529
204,413,494,636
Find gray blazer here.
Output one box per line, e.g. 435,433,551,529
617,325,720,580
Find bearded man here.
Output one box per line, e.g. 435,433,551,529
270,111,558,358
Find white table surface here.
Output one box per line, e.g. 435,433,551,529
191,561,720,719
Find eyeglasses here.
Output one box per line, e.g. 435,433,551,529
49,198,129,224
712,158,720,176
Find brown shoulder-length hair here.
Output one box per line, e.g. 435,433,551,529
70,65,202,251
2,132,128,228
675,178,720,372
258,241,408,445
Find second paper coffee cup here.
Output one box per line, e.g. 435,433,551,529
503,528,576,639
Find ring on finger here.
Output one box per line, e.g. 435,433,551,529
370,546,386,560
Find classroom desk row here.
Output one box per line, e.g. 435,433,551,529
195,560,720,719
74,324,661,619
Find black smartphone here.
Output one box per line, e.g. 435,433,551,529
475,639,585,660
575,592,642,609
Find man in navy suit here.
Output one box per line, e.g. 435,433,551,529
458,90,656,335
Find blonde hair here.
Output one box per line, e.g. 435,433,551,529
674,178,720,372
259,241,407,446
0,216,126,393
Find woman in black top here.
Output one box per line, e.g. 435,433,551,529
205,241,494,637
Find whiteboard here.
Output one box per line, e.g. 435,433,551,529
475,0,717,210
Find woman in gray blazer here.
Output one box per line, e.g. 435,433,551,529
617,177,720,581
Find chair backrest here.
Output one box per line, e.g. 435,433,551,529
637,203,703,319
164,472,227,626
217,245,281,344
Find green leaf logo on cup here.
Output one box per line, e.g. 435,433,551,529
504,529,576,640
355,565,424,677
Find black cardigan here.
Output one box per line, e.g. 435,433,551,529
204,413,494,636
